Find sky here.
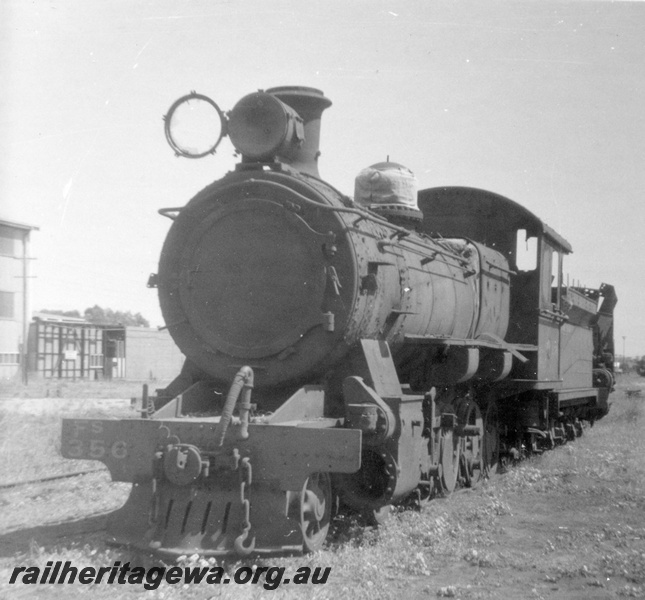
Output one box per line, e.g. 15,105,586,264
2,0,645,357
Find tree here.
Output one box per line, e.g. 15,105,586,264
37,306,150,327
83,305,150,327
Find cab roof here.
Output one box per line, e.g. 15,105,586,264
417,186,572,254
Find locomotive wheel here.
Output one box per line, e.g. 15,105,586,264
300,472,332,553
482,401,500,477
439,428,461,494
458,400,484,487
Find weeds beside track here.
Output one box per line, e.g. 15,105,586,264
0,377,644,599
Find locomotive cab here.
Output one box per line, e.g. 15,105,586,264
418,187,616,426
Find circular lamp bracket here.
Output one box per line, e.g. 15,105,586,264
163,91,227,158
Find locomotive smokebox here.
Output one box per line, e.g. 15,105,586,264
266,86,332,177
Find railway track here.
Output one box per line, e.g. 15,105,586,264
0,467,105,490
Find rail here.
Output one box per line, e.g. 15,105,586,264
0,467,104,490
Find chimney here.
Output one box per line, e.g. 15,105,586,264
266,86,332,178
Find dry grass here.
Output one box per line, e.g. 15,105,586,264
0,398,134,486
0,397,134,535
1,376,644,599
0,377,172,400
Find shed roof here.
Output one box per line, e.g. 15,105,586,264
0,218,40,231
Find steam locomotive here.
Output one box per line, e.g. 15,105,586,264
61,86,616,558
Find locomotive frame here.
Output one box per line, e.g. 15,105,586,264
61,86,616,559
